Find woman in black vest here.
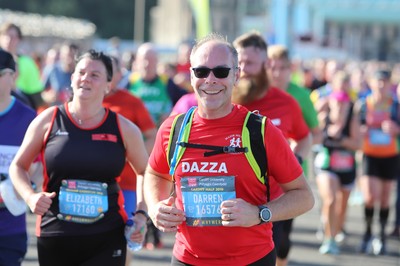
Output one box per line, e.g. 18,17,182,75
9,50,149,266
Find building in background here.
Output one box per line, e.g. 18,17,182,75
151,0,400,63
284,0,400,62
0,9,96,56
2,1,400,63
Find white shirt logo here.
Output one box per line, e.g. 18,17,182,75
271,118,281,126
55,129,69,136
229,137,241,148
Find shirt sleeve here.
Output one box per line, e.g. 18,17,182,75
265,119,303,185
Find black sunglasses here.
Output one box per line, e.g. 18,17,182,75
192,67,235,79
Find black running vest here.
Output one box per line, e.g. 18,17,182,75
40,104,126,236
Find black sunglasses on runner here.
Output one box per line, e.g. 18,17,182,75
192,67,233,79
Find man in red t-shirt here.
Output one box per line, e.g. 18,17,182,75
144,33,314,266
233,32,312,266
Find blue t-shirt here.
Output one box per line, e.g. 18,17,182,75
42,63,73,104
0,97,36,236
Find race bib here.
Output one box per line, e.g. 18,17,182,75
181,176,236,227
0,145,19,210
329,150,354,172
0,145,19,176
369,129,391,145
58,179,108,224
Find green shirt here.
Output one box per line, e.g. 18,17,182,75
17,55,43,94
128,75,172,126
287,82,319,130
287,82,319,176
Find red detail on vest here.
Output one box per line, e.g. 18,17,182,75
91,134,117,143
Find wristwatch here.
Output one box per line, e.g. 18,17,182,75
134,210,150,221
258,205,272,224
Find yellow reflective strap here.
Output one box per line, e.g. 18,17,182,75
242,112,265,185
174,110,195,169
167,113,184,167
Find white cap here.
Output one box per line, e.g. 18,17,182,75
0,178,26,216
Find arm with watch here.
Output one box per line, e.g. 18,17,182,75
220,168,314,227
256,172,314,225
221,174,314,227
220,129,314,227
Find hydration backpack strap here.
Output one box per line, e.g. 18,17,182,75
167,114,185,166
168,107,196,176
243,112,269,201
167,109,270,201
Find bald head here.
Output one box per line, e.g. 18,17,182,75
190,33,238,68
134,42,159,80
137,43,157,57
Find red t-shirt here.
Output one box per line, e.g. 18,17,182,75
103,89,155,190
149,104,303,265
244,87,309,199
244,87,309,140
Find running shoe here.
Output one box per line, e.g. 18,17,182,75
319,238,339,255
358,234,372,254
335,230,347,243
372,238,386,255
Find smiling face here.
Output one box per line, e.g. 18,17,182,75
71,57,109,102
190,40,239,119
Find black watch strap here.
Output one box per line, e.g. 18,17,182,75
134,210,150,221
258,205,272,224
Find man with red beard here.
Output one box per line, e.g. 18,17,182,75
233,32,312,266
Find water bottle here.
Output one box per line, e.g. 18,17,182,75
124,218,143,251
0,177,27,216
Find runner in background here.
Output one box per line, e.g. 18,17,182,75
0,22,44,111
314,71,361,254
0,49,37,266
232,32,312,266
266,44,320,265
356,69,400,255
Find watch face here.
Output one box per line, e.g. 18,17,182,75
261,207,271,222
